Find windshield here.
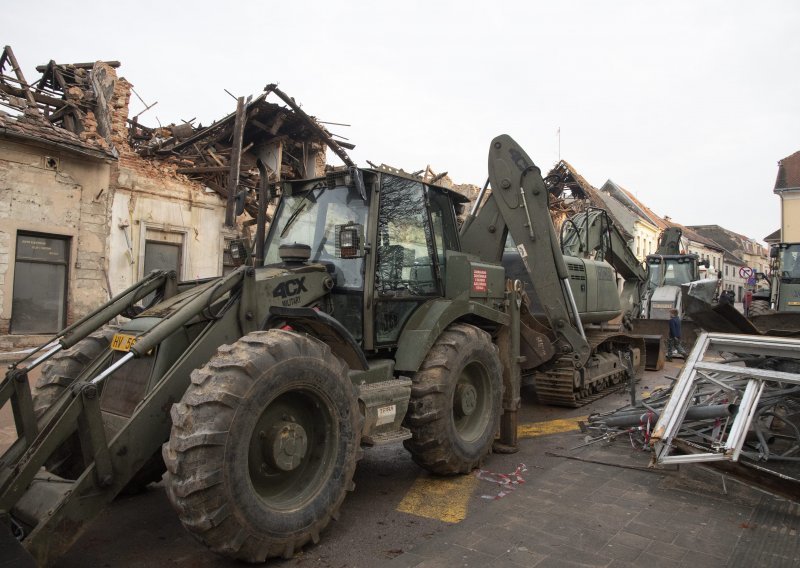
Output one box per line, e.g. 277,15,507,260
781,244,800,280
264,184,369,289
647,257,695,288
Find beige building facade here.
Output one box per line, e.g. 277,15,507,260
775,150,800,242
0,49,327,347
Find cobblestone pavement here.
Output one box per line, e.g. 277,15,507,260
1,357,798,567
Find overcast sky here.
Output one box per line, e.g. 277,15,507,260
6,1,798,242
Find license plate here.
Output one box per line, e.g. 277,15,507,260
111,333,137,352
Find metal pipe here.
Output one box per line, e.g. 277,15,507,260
469,178,490,217
129,268,245,357
59,271,170,351
90,352,134,385
254,159,270,265
561,278,586,340
598,404,735,428
24,344,63,373
459,178,491,237
518,185,535,240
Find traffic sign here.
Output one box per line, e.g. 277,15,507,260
739,267,753,279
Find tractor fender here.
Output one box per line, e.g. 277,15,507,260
267,306,368,371
394,299,510,373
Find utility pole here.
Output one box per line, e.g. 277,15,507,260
557,127,561,161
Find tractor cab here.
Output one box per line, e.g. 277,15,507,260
645,254,700,290
263,167,475,350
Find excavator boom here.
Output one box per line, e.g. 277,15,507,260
461,135,644,405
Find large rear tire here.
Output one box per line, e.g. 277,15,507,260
34,326,118,419
403,323,502,475
33,326,118,478
163,329,360,562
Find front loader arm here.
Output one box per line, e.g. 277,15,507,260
460,134,590,367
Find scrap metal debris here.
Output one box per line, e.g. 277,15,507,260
583,332,800,499
474,463,528,500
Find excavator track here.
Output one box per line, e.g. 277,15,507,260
527,331,645,407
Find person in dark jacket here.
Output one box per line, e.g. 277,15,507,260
666,308,688,361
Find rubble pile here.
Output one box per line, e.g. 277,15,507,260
582,332,800,499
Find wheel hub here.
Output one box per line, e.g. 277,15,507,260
263,420,308,472
455,383,478,417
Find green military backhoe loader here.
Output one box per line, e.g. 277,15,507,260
0,134,643,566
0,149,520,566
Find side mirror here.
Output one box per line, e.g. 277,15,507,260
770,246,780,259
336,222,365,259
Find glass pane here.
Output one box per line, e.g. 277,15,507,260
782,245,800,278
11,262,66,333
144,241,181,275
264,184,369,290
376,176,437,296
427,188,460,283
15,234,68,262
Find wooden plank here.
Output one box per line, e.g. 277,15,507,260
176,166,231,174
2,46,37,107
265,83,355,167
225,96,246,226
35,61,120,72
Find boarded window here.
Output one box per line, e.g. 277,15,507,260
142,231,183,305
143,240,182,276
11,233,69,334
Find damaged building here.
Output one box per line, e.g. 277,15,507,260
0,46,341,347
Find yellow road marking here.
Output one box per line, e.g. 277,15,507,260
517,416,587,438
396,473,476,523
397,416,586,522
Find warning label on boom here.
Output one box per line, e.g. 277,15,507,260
472,269,488,293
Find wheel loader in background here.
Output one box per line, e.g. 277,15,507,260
640,226,717,321
682,241,800,339
0,134,643,566
755,242,800,315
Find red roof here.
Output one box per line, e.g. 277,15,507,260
775,150,800,191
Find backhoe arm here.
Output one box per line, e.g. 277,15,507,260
461,134,590,367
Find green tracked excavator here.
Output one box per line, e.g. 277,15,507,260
460,148,645,407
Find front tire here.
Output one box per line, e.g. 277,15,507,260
163,330,360,562
403,323,502,475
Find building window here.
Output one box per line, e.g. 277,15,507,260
144,240,182,275
141,228,185,304
11,232,70,334
141,228,185,279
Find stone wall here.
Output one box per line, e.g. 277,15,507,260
0,64,231,346
105,73,231,293
0,138,113,338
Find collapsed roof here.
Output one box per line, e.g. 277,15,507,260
0,46,355,223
